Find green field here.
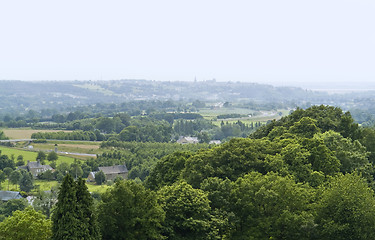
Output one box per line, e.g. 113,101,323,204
32,180,110,193
199,107,254,120
31,141,102,155
0,179,111,194
0,146,76,165
205,108,290,126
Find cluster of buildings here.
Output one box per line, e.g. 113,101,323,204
0,160,129,201
176,136,221,145
87,164,128,182
18,160,54,178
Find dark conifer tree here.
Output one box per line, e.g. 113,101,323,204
52,174,80,240
75,178,101,240
19,170,34,192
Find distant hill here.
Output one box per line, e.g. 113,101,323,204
2,79,375,124
0,79,327,110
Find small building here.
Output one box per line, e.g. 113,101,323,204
19,160,54,178
209,140,222,145
0,191,23,201
177,136,199,144
87,164,128,182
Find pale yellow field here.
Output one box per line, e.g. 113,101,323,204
2,128,72,139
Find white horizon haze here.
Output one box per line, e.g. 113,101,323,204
1,0,374,90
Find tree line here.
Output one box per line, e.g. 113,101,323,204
4,105,375,239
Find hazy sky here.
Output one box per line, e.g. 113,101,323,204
1,0,374,89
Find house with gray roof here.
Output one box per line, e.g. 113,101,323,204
177,136,199,144
87,164,128,182
19,160,54,178
0,191,23,201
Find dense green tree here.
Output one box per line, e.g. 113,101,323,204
94,171,106,185
119,126,139,141
315,173,375,240
0,199,27,221
36,151,46,161
230,172,315,240
47,151,59,162
9,170,22,188
33,190,57,218
0,207,52,240
303,137,341,176
288,117,320,138
200,177,236,239
158,181,213,239
192,100,206,108
0,130,8,140
198,131,210,143
251,105,359,140
16,155,24,166
39,169,54,181
98,180,164,240
0,155,15,170
52,174,81,240
56,162,70,175
95,117,116,133
359,127,375,163
19,170,34,192
3,167,13,190
146,151,191,190
182,138,278,187
69,162,83,179
75,178,101,240
0,170,5,188
317,130,369,173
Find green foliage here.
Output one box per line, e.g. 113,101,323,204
0,198,27,222
98,180,164,240
359,127,375,163
39,169,54,181
3,167,12,178
317,131,369,173
289,117,320,138
230,172,315,240
52,174,99,240
158,181,213,239
251,105,359,140
47,151,59,162
217,113,246,119
182,138,277,187
52,174,81,239
94,171,106,185
0,170,5,188
36,151,46,161
119,119,172,142
0,131,8,140
9,170,22,186
316,173,375,240
75,178,101,240
0,155,15,170
32,130,99,141
0,207,52,240
97,141,209,181
145,151,192,190
192,100,206,108
33,190,58,218
19,170,34,192
303,137,341,176
16,155,24,166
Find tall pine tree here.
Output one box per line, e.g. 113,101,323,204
75,178,101,240
52,174,81,240
52,175,100,240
